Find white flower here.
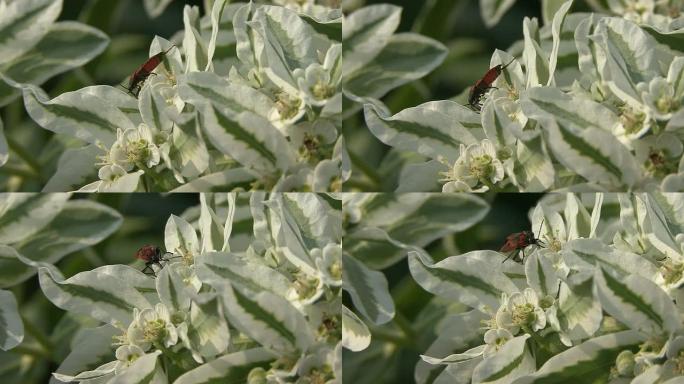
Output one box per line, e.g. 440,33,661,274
114,344,145,374
483,328,513,357
127,303,178,350
315,243,342,287
496,288,546,333
294,44,341,107
639,76,680,121
109,124,161,171
440,139,504,192
633,132,682,179
98,164,128,182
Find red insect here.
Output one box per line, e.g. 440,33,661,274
499,220,545,263
135,245,181,276
120,45,176,98
468,59,515,112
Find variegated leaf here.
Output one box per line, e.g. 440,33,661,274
342,253,395,325
38,267,151,326
594,268,680,335
408,250,518,313
219,283,314,353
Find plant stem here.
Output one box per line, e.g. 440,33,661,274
0,165,40,179
6,137,41,176
393,312,417,341
522,325,551,353
9,345,51,360
369,327,411,347
20,315,54,355
348,150,381,188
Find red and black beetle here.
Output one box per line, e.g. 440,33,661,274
499,220,545,263
135,245,181,276
120,45,176,98
468,59,515,112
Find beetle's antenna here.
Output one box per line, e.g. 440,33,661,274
501,58,515,70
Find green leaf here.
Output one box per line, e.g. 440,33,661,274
408,250,518,313
183,5,208,73
594,268,680,335
0,290,22,351
479,0,517,28
170,169,258,192
594,17,661,105
0,0,62,65
23,85,134,146
512,331,646,383
530,118,639,189
0,193,70,244
219,283,314,354
38,266,151,326
562,238,659,280
108,351,165,384
43,145,99,192
345,194,489,269
473,335,534,383
164,214,200,259
195,251,292,296
0,117,7,168
524,253,559,299
0,200,123,287
0,21,109,106
546,274,602,345
342,305,370,352
251,5,330,94
178,72,277,123
180,295,230,363
343,4,401,77
201,106,295,175
156,263,192,314
343,253,395,325
547,0,573,86
174,348,274,384
364,101,478,162
522,17,549,88
51,325,118,384
345,32,447,100
144,0,174,18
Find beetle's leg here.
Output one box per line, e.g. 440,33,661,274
141,264,155,277
502,249,518,263
555,280,562,299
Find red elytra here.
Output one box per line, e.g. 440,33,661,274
134,244,161,262
121,45,176,98
468,59,515,112
134,244,180,277
499,220,545,263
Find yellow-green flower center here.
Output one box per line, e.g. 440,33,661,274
297,366,334,384
276,93,302,120
656,95,678,114
312,82,335,100
512,303,535,327
675,350,684,374
143,319,167,343
661,259,684,285
294,275,319,300
127,139,151,166
469,155,494,180
619,106,646,135
615,350,635,376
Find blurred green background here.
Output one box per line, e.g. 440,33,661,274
342,191,544,384
0,0,206,192
343,0,594,192
1,193,199,383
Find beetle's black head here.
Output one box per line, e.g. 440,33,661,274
524,230,538,245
